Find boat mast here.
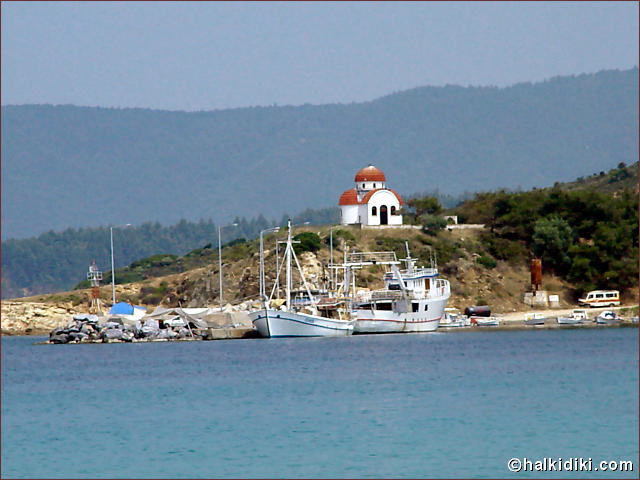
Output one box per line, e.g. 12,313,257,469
286,219,292,311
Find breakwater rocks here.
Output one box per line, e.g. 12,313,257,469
47,313,209,344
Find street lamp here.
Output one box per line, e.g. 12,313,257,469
260,226,280,301
329,225,339,291
218,222,238,311
110,223,131,305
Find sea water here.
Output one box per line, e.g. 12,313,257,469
2,328,638,478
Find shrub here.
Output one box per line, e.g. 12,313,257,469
326,229,356,246
293,232,322,254
130,254,178,270
476,255,497,269
420,214,447,234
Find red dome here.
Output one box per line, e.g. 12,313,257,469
354,165,386,182
339,188,359,205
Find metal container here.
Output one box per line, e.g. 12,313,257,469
464,305,491,317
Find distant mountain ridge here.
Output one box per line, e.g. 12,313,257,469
2,67,638,239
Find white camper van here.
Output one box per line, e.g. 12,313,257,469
578,290,620,308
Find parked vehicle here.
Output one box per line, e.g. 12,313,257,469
578,290,620,308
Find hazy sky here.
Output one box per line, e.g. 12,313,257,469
2,1,638,111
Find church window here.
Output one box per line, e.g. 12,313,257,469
373,183,376,188
391,206,396,214
372,206,377,216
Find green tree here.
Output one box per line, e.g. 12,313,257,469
420,214,447,234
532,217,573,274
406,196,443,217
293,232,322,254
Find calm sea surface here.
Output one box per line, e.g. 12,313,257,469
2,329,638,478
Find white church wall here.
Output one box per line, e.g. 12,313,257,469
366,190,402,226
340,205,359,225
357,181,385,191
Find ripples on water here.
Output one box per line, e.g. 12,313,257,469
2,329,638,478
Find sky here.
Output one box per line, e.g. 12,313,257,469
1,1,638,111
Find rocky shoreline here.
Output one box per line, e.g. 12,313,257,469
2,300,637,340
1,300,83,336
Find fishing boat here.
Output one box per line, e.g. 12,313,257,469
473,316,500,327
557,309,588,325
346,243,450,334
440,308,470,328
248,220,355,337
594,310,621,325
524,312,546,325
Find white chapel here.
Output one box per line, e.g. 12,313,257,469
339,165,403,226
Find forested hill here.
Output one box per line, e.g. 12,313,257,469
1,207,338,300
2,67,638,240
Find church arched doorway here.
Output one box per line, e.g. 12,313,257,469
380,205,388,225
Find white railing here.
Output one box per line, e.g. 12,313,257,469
347,251,399,265
383,267,438,279
428,279,450,298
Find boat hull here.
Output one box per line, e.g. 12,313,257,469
474,317,499,326
595,317,621,325
249,309,355,337
557,317,582,325
524,319,546,325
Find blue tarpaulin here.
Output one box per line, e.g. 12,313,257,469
109,302,134,315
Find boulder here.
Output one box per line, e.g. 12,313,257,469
101,329,124,341
141,319,160,337
158,329,178,340
121,331,135,342
68,331,88,342
50,333,70,344
80,324,94,335
49,327,65,338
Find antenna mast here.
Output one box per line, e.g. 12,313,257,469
87,260,103,314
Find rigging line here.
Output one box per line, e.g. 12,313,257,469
268,243,288,302
290,246,317,306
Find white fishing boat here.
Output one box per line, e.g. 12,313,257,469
440,308,470,328
473,316,500,327
345,243,451,334
524,312,546,325
595,310,621,325
248,220,355,338
250,308,354,337
557,309,588,325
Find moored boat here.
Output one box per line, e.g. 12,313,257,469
440,308,470,328
595,310,621,325
348,244,450,334
524,312,546,325
557,309,588,325
249,308,354,337
249,220,355,338
473,316,499,327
